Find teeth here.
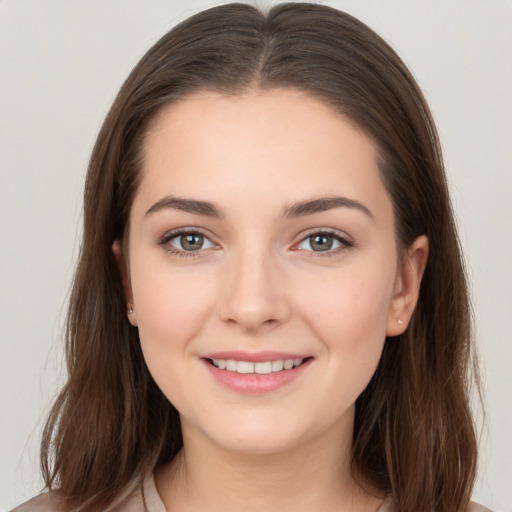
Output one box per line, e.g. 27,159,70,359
225,360,237,371
255,362,272,374
271,360,284,372
210,358,304,374
237,361,254,374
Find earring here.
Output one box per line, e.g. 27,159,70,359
127,305,134,315
397,318,404,325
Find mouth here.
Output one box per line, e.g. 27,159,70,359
201,354,313,393
205,357,311,374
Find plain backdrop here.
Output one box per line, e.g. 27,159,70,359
1,1,511,510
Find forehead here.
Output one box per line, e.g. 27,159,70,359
135,89,389,217
143,89,374,160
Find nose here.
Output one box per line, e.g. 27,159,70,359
218,242,291,333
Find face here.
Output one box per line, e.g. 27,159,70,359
119,89,424,455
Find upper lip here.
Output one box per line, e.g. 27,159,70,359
201,351,311,363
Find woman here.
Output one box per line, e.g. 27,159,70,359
14,3,487,511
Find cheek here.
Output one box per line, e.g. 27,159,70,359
296,265,394,366
129,261,218,411
130,259,214,356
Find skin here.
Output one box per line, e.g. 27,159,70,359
113,89,428,512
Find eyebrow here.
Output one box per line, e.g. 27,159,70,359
282,196,374,219
145,195,373,220
145,196,224,218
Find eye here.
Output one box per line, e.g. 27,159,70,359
163,230,216,253
296,232,352,253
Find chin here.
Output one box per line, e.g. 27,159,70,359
215,433,303,455
197,415,318,456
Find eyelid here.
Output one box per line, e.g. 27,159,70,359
291,228,354,253
158,227,220,256
157,226,353,257
169,233,216,251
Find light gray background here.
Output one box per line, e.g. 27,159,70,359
1,1,511,510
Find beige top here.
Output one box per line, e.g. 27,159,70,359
12,474,492,512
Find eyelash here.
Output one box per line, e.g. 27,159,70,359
294,229,354,257
158,228,353,258
158,228,217,258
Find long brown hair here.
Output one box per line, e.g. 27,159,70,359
41,3,480,511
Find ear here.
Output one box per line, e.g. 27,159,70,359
386,235,428,336
112,240,138,326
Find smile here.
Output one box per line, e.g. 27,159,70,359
209,358,304,374
202,353,312,393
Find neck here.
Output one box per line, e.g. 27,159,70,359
155,415,383,512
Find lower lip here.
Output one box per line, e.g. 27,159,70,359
202,359,312,394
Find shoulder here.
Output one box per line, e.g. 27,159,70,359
10,493,67,512
10,480,146,512
378,497,493,512
468,501,493,512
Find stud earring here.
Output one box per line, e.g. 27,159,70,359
397,318,404,325
127,305,134,315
